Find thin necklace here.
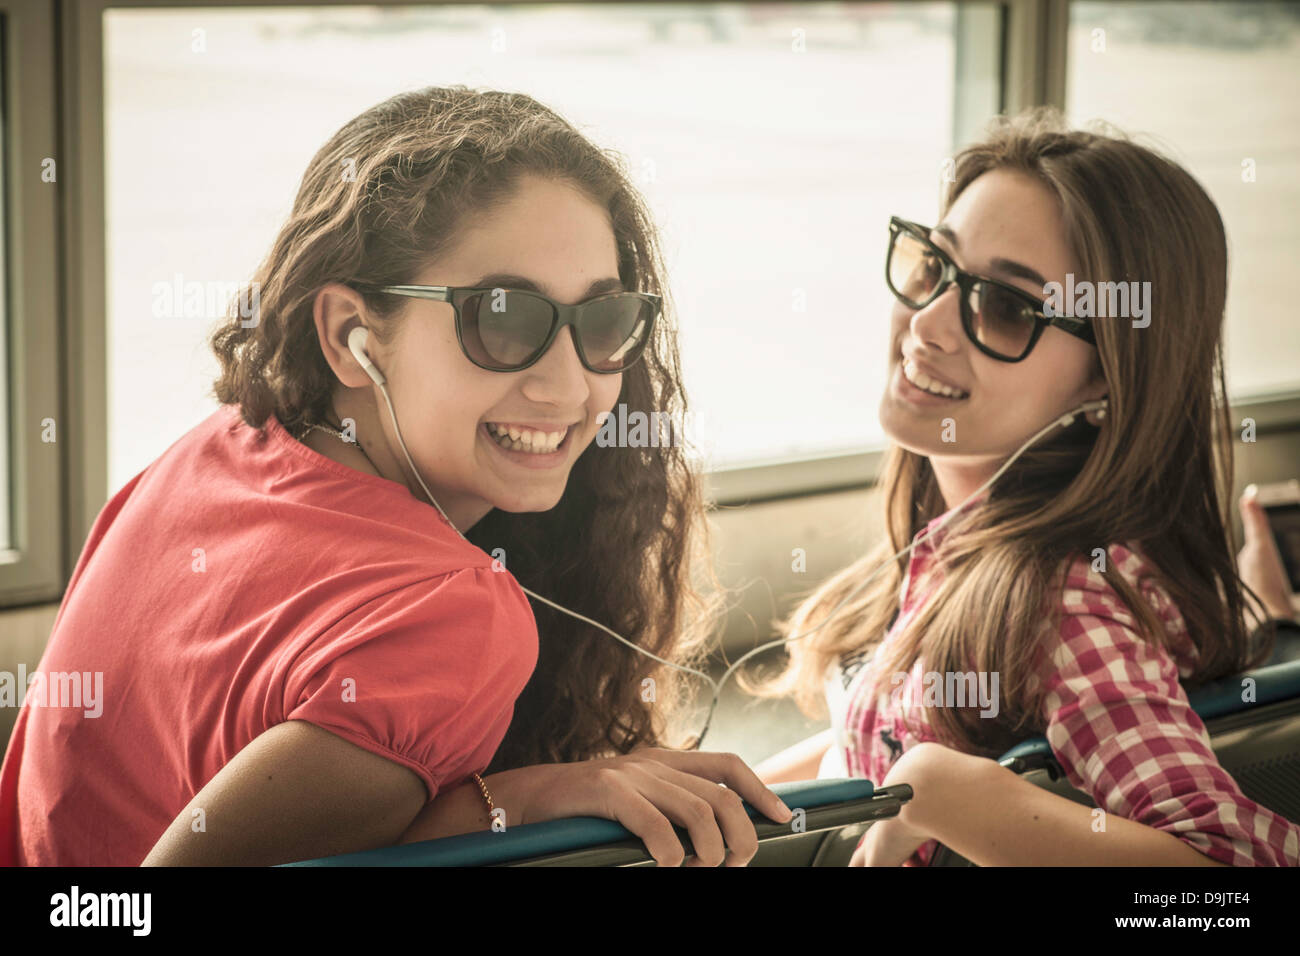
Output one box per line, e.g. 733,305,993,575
297,419,381,475
296,415,435,509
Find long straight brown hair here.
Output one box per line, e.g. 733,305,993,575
210,86,723,770
744,108,1277,756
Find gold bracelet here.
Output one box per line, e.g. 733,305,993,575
470,772,494,825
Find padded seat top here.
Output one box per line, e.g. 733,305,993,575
282,777,876,867
1001,658,1300,761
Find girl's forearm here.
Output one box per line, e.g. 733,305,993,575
906,745,1229,867
754,728,834,784
397,765,544,844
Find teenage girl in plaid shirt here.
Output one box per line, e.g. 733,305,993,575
752,108,1300,866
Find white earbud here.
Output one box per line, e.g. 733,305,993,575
1057,398,1108,429
348,326,386,386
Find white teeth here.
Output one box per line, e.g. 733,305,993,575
485,423,568,454
903,359,968,398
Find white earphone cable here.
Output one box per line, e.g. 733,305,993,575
351,327,1106,749
371,355,720,692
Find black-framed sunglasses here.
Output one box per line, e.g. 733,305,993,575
886,216,1096,363
362,284,661,373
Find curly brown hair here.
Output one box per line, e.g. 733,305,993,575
209,86,723,770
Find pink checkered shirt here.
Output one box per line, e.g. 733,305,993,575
830,494,1300,866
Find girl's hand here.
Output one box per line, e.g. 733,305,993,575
848,740,946,866
497,749,794,867
850,815,930,867
1238,486,1295,624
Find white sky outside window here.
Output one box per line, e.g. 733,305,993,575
1066,2,1300,398
104,3,960,493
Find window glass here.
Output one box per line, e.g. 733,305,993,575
1067,1,1300,398
105,3,969,488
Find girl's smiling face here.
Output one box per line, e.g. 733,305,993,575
879,167,1108,508
315,173,625,530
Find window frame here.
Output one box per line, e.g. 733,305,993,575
0,0,63,605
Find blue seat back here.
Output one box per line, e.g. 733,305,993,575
283,777,887,867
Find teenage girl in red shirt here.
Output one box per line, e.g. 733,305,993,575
1,86,789,867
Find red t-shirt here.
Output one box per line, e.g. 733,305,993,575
0,404,538,865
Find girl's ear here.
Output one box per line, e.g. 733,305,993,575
1083,356,1108,426
313,283,377,389
1086,399,1108,426
1084,387,1109,426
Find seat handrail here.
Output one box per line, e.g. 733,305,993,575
281,777,898,867
1000,658,1300,763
